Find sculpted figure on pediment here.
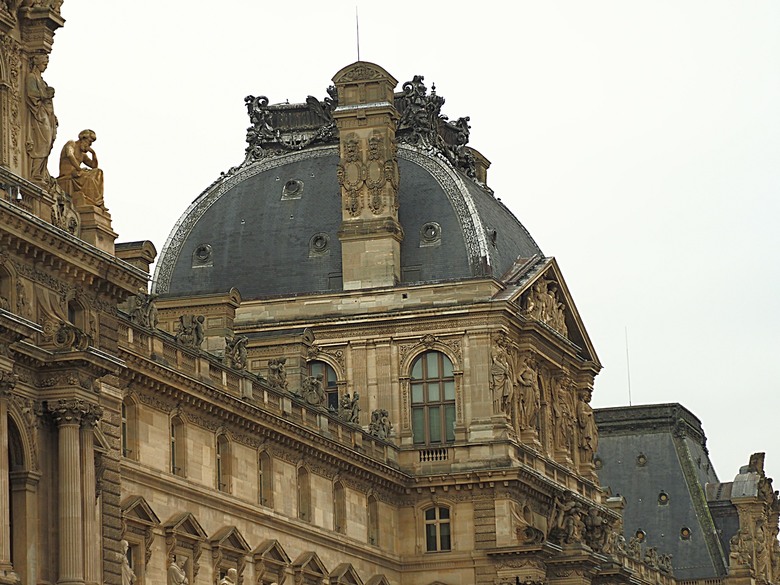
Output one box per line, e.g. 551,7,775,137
524,278,568,336
490,333,514,418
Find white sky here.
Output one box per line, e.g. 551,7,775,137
46,2,780,483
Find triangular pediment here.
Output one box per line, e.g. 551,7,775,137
162,512,208,540
291,551,328,577
364,577,390,585
252,539,290,565
498,256,600,366
209,525,250,553
330,563,363,585
121,495,160,526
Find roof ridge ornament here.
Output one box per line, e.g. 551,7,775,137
243,86,339,163
395,75,477,180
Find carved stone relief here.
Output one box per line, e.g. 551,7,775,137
523,277,568,337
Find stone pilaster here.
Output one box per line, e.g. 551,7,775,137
81,406,102,585
49,398,91,585
0,371,19,585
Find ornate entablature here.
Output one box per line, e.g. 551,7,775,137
241,73,481,185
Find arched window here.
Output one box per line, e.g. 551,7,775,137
216,434,231,492
333,481,346,534
121,398,138,459
367,494,379,546
410,351,455,445
424,506,451,552
308,360,339,411
258,451,273,507
170,416,186,477
297,467,311,522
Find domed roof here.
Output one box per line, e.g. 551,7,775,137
153,71,542,300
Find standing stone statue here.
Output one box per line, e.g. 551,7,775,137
577,389,598,458
120,540,136,585
300,374,326,407
339,392,360,424
267,357,288,391
517,354,540,431
26,53,58,185
368,409,392,439
167,556,188,585
175,315,205,349
490,334,514,416
129,290,159,329
224,335,248,370
57,129,105,208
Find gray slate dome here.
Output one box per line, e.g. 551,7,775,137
153,74,542,300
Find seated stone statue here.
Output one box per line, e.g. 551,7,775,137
57,129,104,208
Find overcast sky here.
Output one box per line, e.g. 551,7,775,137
45,2,780,483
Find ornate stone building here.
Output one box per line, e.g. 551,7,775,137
0,4,776,585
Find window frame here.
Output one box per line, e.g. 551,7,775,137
423,505,452,552
410,351,456,446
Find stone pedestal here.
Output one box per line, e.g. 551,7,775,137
76,205,117,254
724,567,756,585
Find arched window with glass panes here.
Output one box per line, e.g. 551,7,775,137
410,351,455,445
308,360,339,411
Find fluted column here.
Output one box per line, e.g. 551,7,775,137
0,371,19,585
49,399,89,585
81,406,102,585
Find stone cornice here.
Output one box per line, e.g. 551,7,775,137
0,197,147,298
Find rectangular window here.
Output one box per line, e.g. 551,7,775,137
443,380,455,401
426,353,439,377
412,408,425,444
426,523,438,552
428,406,441,443
445,405,456,442
411,383,424,404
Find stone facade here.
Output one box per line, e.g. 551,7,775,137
0,5,777,585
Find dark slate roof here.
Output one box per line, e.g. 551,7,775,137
595,403,727,580
153,145,542,299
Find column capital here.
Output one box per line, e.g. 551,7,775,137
47,398,101,426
